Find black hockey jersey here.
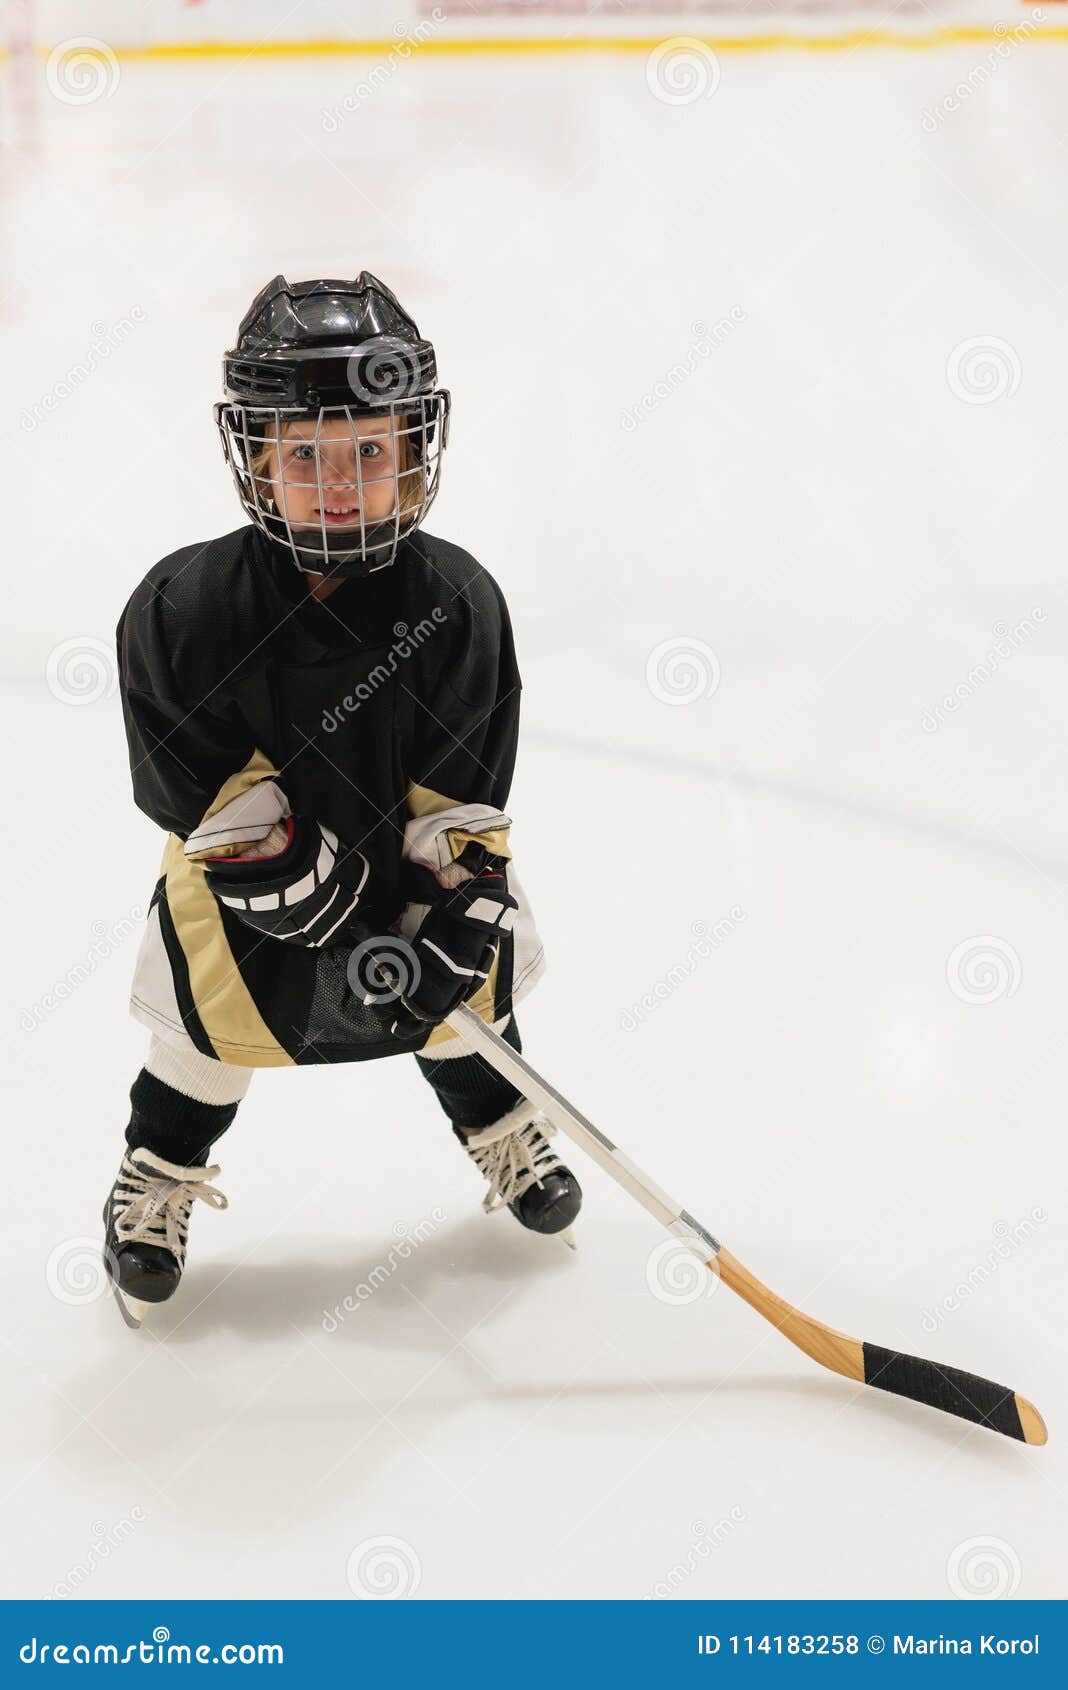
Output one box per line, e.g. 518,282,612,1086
117,524,544,1067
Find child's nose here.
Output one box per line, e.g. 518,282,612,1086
325,444,359,476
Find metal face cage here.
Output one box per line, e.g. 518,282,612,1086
214,392,450,577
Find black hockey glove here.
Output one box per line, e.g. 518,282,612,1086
391,847,518,1030
204,816,371,949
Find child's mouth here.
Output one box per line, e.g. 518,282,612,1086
316,506,360,527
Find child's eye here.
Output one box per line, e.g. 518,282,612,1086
292,443,316,462
359,441,382,459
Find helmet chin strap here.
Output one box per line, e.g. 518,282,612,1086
260,503,398,579
288,525,398,578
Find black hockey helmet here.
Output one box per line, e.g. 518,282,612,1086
215,272,450,578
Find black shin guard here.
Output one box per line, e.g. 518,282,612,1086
125,1069,240,1168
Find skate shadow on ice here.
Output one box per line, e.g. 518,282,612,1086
165,1209,571,1344
57,1219,999,1535
51,1215,578,1530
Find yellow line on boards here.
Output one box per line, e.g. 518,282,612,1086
24,29,1068,63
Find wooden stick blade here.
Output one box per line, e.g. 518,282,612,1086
714,1248,1047,1446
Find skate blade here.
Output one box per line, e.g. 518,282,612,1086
112,1285,150,1331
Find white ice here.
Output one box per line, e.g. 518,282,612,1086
2,43,1066,1601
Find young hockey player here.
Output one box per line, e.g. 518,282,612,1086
105,272,581,1327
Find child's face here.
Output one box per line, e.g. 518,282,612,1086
262,413,400,534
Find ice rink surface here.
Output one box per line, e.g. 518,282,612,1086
2,40,1067,1599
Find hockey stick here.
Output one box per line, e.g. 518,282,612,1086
445,1004,1047,1446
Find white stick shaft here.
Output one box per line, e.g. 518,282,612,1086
445,1005,720,1255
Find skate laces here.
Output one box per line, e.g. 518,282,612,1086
114,1148,228,1261
463,1102,562,1212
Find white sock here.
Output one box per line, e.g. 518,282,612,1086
144,1035,254,1106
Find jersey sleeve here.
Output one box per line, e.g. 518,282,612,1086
404,567,521,869
117,589,256,841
